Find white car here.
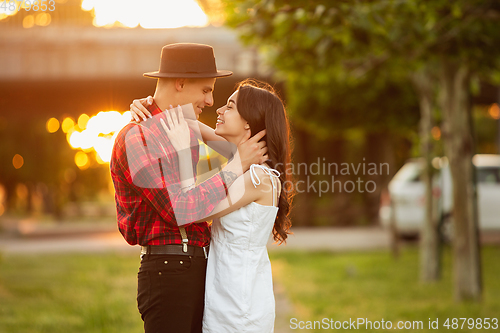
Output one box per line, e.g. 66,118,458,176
379,154,500,236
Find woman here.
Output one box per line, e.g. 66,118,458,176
131,79,293,332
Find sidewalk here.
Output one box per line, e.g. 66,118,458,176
268,226,390,252
0,221,391,255
2,219,499,255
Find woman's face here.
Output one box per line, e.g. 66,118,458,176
214,91,250,143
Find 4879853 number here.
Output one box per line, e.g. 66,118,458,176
443,318,498,330
0,0,55,12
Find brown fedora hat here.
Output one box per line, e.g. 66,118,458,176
143,43,232,79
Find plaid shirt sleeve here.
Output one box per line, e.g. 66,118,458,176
113,122,228,228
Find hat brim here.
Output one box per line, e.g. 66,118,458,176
143,70,233,79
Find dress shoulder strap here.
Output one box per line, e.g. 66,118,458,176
249,164,281,207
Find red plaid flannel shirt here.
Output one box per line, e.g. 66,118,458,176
110,101,227,246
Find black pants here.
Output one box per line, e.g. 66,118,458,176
137,254,207,333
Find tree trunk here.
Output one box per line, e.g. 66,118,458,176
290,127,315,226
389,200,400,259
438,62,482,301
412,70,441,282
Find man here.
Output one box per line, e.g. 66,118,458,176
110,43,267,333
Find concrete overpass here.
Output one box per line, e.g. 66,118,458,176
0,25,267,81
0,0,268,81
0,1,272,119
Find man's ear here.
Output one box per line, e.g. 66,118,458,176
175,78,186,91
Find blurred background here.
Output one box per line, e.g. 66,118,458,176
0,0,498,227
1,1,500,332
0,0,270,226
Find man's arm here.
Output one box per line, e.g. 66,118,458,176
117,123,267,226
119,124,227,226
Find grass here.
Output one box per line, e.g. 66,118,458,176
269,245,500,332
0,252,143,333
0,246,498,332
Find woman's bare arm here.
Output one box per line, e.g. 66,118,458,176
195,166,274,222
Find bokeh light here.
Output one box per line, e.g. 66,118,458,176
74,151,90,170
16,183,28,200
23,14,35,28
431,126,441,140
35,12,51,26
489,103,500,120
12,154,24,169
62,117,76,133
46,117,60,133
78,114,90,129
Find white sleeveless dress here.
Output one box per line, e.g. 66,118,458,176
202,164,280,333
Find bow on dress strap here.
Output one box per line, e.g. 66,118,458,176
249,164,281,188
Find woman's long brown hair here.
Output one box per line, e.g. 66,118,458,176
236,79,293,244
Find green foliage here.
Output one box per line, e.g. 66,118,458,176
224,0,500,137
224,0,421,136
223,0,500,228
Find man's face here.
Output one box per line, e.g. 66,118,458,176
178,78,216,120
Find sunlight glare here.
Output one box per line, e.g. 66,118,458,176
0,0,18,21
68,110,131,163
81,0,208,29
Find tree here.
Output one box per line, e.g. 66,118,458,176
411,69,442,282
367,0,500,301
223,0,500,301
224,0,420,227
